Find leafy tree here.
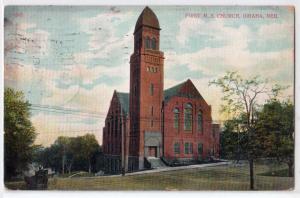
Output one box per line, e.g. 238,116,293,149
4,88,37,180
80,134,99,173
34,134,100,174
221,118,248,161
210,71,285,190
53,136,76,174
255,100,294,176
34,145,61,172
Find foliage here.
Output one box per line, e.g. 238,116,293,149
210,72,286,157
79,134,100,173
210,71,287,189
220,118,248,160
35,134,101,174
209,71,286,121
255,100,294,176
4,88,37,180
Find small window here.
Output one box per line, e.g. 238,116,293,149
150,83,154,96
189,143,193,154
151,38,156,50
184,143,189,154
198,111,203,132
198,143,203,155
173,108,180,129
174,143,180,154
115,117,118,137
151,106,154,116
145,36,151,49
185,142,193,154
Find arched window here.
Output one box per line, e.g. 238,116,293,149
184,103,193,131
197,111,203,132
151,38,156,50
145,36,151,49
174,142,180,154
173,108,180,129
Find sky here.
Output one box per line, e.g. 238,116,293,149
4,6,294,146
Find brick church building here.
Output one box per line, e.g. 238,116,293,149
102,7,220,174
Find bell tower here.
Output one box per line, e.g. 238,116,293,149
129,6,164,170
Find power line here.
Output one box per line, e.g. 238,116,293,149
29,103,229,122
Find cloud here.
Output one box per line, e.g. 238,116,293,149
31,112,103,146
176,17,251,49
4,6,294,146
173,16,294,78
248,22,294,52
4,19,49,57
168,16,294,121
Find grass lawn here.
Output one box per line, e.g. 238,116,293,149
5,162,294,191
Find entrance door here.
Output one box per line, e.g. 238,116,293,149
148,146,157,157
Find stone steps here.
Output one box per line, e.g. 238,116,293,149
146,157,167,169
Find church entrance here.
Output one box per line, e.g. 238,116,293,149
148,146,157,157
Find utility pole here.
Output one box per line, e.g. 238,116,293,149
121,106,125,176
161,101,164,157
237,123,240,164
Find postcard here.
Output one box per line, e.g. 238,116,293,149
3,5,295,190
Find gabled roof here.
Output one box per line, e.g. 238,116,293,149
114,79,205,114
164,79,204,102
134,6,160,33
116,92,129,115
163,81,186,102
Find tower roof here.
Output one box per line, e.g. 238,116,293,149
134,6,160,33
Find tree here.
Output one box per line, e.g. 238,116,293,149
80,134,99,173
53,136,75,174
210,71,285,190
34,145,61,173
221,118,248,161
34,134,100,174
256,100,294,176
4,88,37,180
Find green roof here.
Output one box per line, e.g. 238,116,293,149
116,92,129,115
115,79,203,114
163,81,186,102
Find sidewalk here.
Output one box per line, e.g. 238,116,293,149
91,161,231,178
126,161,231,176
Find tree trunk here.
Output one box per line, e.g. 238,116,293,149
62,155,65,174
88,160,91,174
68,161,73,174
288,162,294,177
249,158,254,190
